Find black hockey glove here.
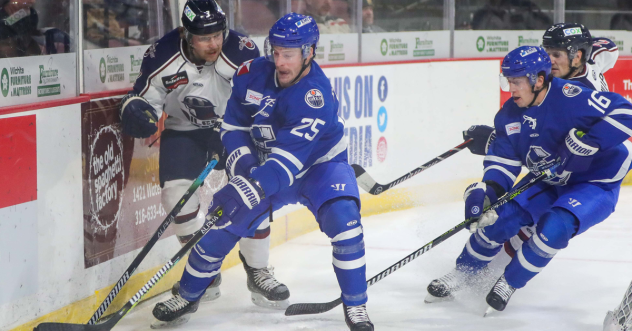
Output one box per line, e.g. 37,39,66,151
463,125,495,156
120,94,159,138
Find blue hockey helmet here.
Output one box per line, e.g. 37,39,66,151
264,13,320,62
500,46,551,92
181,0,227,36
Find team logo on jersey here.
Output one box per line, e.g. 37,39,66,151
562,83,581,97
295,17,313,28
522,115,536,129
181,96,218,128
245,89,263,105
520,47,538,57
145,42,158,58
162,71,189,90
184,5,196,21
305,89,324,108
525,145,555,173
238,36,256,51
237,60,253,76
250,124,276,162
505,122,521,135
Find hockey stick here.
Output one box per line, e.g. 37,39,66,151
86,155,220,324
34,204,225,331
353,139,473,195
285,168,553,316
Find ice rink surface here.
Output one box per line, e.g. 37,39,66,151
116,187,632,331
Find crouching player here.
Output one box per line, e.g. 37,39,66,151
426,46,632,315
151,13,373,331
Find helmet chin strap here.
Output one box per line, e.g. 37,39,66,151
527,80,547,107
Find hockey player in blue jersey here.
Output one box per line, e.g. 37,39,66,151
119,0,290,322
151,13,373,331
463,23,621,258
426,46,632,314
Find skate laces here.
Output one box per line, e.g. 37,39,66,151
346,304,370,324
253,266,282,291
163,295,191,311
435,270,462,290
492,276,515,301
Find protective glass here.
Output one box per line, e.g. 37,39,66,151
499,73,531,92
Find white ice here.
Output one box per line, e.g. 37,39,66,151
116,186,632,330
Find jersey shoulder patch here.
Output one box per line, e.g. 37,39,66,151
562,82,582,97
237,59,253,76
133,28,182,94
221,30,260,70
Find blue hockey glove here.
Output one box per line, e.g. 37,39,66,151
546,129,599,186
120,94,159,138
225,146,259,179
207,175,264,229
463,125,496,156
464,180,505,233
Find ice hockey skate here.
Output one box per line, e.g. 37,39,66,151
425,268,468,303
343,303,374,331
151,294,200,329
171,273,222,303
239,251,290,309
484,275,516,316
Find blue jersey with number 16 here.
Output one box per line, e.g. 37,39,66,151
484,77,632,192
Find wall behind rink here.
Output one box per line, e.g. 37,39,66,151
2,57,631,330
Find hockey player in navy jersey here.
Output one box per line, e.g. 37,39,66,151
151,13,373,331
119,0,290,317
463,23,620,258
426,46,632,314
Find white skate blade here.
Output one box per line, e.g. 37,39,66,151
200,287,221,302
483,306,496,317
251,292,290,310
150,315,191,329
424,293,455,304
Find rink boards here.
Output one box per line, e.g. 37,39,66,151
1,58,631,330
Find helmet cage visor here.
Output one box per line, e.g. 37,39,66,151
500,73,534,92
264,37,313,62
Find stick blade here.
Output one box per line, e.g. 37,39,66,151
284,298,342,316
35,319,114,331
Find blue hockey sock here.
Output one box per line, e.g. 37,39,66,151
319,198,368,306
179,228,240,301
505,208,579,288
456,228,503,273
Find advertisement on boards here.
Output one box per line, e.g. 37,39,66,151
84,45,148,93
81,97,172,268
361,30,450,63
0,53,76,107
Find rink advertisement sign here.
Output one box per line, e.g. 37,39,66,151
361,31,450,63
84,45,149,93
82,97,171,268
325,69,392,167
454,30,542,58
0,53,75,106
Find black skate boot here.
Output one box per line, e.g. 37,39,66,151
151,294,200,329
484,275,516,316
171,273,222,302
343,303,374,331
239,251,290,309
425,268,466,303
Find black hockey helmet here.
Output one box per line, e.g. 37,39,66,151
542,23,592,63
181,0,227,36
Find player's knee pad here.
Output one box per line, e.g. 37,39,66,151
318,198,365,268
505,208,579,288
162,179,202,241
533,208,579,251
